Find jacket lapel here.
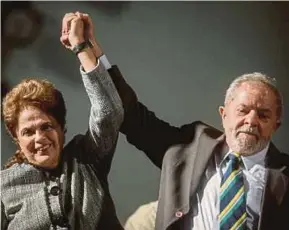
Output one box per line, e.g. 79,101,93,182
172,130,224,229
190,133,226,196
161,135,288,230
258,143,289,230
160,126,223,230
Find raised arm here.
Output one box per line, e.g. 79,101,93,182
107,66,198,168
81,60,123,154
76,15,196,169
62,13,197,169
61,13,123,157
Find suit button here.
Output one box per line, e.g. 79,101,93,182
50,186,60,196
50,176,57,182
175,211,183,218
57,221,69,228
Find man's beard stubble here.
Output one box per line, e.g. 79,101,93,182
228,125,269,156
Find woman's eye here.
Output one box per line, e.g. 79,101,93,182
41,123,53,131
22,129,33,136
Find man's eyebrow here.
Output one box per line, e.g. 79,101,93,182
238,104,272,112
257,108,272,113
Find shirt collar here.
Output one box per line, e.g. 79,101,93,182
219,143,269,170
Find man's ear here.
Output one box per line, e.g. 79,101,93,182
275,120,281,131
219,106,226,120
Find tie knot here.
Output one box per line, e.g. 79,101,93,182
229,152,242,164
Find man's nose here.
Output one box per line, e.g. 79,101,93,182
244,110,259,126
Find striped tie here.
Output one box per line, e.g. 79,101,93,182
219,153,247,230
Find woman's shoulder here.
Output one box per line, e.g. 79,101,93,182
1,163,42,187
1,163,45,214
1,163,30,175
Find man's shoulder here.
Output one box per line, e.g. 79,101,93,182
274,151,289,178
180,120,223,141
279,151,289,158
277,151,289,166
165,120,224,154
162,121,223,164
268,144,289,177
269,143,289,165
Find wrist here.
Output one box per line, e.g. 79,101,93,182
93,46,103,58
77,47,98,73
70,38,85,48
72,40,90,55
89,39,103,58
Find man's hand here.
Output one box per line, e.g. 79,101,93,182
60,12,103,58
75,12,103,58
60,13,85,50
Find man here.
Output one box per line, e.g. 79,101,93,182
70,13,289,230
110,68,289,230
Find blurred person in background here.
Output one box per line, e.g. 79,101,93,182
124,201,158,230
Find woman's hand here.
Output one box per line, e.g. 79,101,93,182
61,12,103,58
60,12,101,72
60,13,85,50
76,12,103,58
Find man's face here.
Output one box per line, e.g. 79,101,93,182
219,81,280,156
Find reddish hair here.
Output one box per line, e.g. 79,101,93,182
2,78,66,168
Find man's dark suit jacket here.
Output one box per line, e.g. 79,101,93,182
108,66,289,230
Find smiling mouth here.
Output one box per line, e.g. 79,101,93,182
36,144,51,154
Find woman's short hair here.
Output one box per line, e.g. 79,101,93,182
2,78,67,138
2,78,67,169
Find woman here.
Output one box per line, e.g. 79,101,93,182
1,13,124,229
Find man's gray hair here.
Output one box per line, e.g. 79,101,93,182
225,72,283,120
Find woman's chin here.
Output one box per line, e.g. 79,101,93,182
33,155,58,169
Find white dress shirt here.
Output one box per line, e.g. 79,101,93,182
191,144,269,230
99,55,112,70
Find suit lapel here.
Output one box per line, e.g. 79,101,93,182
190,133,226,196
165,136,288,230
161,128,224,230
258,143,289,230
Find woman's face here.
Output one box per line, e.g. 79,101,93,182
15,106,64,169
